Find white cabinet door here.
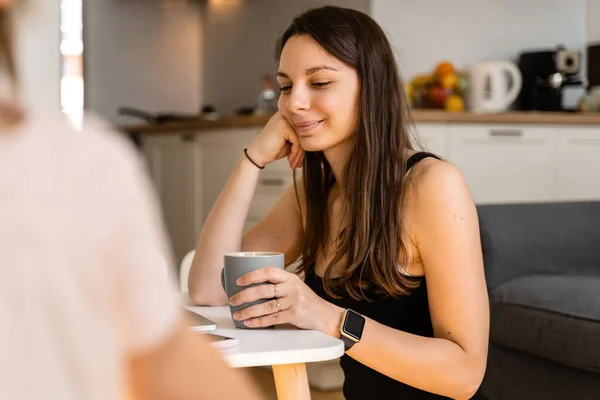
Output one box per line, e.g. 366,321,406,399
141,134,200,265
197,128,296,235
556,126,600,201
245,167,297,233
196,128,259,230
413,123,448,158
448,124,557,204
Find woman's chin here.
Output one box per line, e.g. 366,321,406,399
298,137,327,152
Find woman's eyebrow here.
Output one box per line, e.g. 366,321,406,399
276,65,339,79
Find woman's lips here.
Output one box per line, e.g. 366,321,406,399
294,119,324,134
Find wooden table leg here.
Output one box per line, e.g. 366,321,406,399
272,363,311,400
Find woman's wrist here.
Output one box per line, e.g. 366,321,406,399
323,303,345,338
243,148,265,169
239,151,264,173
244,145,269,169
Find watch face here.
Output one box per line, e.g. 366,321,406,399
343,310,365,341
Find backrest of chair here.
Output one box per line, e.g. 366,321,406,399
477,201,600,290
179,250,196,293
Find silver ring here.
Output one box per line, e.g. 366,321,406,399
276,301,281,310
273,284,278,297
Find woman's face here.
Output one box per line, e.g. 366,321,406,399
277,34,359,152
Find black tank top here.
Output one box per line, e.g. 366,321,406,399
304,152,484,399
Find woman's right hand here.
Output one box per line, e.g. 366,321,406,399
246,112,304,170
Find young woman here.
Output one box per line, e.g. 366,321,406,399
0,2,261,399
189,6,489,399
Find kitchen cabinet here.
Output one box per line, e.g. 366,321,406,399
139,121,600,264
245,164,296,233
140,127,295,263
556,126,600,200
412,123,449,158
447,124,557,204
195,128,293,234
140,133,201,264
195,128,258,226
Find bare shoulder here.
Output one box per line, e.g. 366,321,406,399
404,157,476,228
406,157,468,193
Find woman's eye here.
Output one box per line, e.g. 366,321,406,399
312,82,332,89
279,85,292,94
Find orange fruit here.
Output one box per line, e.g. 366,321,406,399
444,95,464,112
434,61,455,79
440,72,458,89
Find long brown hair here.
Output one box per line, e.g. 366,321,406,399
0,5,23,127
279,6,421,300
0,8,17,84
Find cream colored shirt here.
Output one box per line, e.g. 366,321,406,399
0,112,181,399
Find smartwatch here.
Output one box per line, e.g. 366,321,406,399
339,309,366,351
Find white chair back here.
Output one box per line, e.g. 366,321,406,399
179,250,196,293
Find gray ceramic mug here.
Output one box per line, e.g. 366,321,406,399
221,252,285,329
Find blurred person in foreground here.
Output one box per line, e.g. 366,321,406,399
0,1,261,399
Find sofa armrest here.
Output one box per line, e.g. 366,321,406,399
476,201,600,290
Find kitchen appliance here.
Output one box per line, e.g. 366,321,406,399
516,46,586,111
588,43,600,89
467,60,522,113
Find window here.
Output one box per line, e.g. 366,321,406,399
60,0,83,128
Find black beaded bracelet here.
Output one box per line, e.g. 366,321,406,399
243,148,265,169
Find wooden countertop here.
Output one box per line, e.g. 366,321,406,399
120,110,600,135
410,109,600,125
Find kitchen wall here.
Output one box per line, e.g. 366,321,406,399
201,0,370,115
371,0,588,82
84,0,202,125
589,0,600,43
82,0,594,122
13,0,61,112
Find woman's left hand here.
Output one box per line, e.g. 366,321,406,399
228,267,342,335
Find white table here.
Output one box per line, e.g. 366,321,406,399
187,306,344,400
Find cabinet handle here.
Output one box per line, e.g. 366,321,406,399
259,178,286,187
489,129,524,137
180,133,195,142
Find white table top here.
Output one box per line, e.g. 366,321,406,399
186,306,344,368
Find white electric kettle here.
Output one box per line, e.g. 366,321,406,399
467,61,522,113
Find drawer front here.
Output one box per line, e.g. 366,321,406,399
447,124,557,204
556,126,600,201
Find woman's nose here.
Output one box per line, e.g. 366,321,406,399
286,87,311,113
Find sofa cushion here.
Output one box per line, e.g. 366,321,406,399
490,274,600,373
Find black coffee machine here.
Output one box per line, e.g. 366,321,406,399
517,45,586,111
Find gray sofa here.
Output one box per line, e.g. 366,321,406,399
477,201,600,400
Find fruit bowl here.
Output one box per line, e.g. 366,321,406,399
407,61,468,112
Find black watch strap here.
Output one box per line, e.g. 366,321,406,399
340,334,358,351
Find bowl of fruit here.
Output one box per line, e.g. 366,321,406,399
407,61,468,112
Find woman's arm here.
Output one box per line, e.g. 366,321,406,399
188,154,262,305
328,160,489,399
188,113,305,305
